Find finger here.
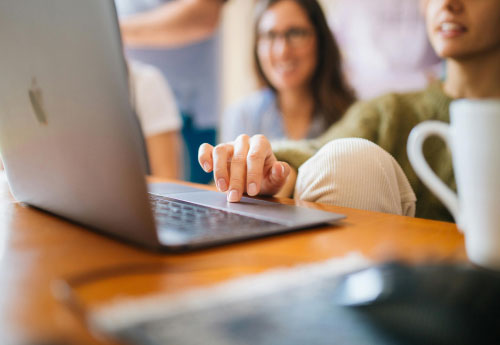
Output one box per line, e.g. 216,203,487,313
270,161,290,182
262,161,290,195
228,134,250,202
198,143,214,172
212,143,234,192
246,135,273,196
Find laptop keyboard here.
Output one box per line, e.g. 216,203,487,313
149,194,284,241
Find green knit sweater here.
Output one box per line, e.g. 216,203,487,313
273,82,455,222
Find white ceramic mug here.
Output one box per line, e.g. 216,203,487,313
407,99,500,270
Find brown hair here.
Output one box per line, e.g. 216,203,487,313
253,0,356,127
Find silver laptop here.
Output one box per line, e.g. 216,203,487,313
0,0,344,251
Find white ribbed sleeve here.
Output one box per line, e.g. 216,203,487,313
295,138,416,216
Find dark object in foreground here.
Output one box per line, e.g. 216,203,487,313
333,262,500,345
99,262,500,345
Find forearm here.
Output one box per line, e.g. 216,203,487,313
146,131,183,179
120,0,224,47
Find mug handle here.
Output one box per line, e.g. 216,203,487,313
407,121,462,229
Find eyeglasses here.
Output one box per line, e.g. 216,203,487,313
258,27,314,48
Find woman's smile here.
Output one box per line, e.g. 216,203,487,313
437,21,467,39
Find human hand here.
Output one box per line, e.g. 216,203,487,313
198,134,291,202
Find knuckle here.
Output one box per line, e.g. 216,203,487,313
229,177,245,187
231,153,247,164
199,143,211,150
247,150,264,161
253,134,267,142
252,134,270,148
198,143,211,154
214,167,228,177
236,134,250,142
246,171,262,181
269,173,283,185
213,144,227,155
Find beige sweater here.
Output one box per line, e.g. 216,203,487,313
273,82,455,222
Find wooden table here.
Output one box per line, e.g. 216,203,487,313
0,172,466,345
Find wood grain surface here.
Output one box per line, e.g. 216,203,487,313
0,173,465,345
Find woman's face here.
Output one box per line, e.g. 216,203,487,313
425,0,500,59
257,0,318,93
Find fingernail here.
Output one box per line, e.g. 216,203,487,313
272,165,278,176
248,183,257,196
281,163,286,175
217,178,227,192
228,190,239,202
203,162,211,172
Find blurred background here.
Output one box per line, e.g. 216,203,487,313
116,0,442,183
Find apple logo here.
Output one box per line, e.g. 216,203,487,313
28,78,48,124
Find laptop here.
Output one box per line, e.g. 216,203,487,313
0,0,344,251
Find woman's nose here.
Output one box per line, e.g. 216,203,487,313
441,0,464,14
272,37,292,57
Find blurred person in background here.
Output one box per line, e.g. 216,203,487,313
221,0,355,142
129,61,183,179
118,0,225,47
115,0,227,184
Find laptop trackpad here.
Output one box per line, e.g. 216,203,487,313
160,190,344,227
148,182,206,195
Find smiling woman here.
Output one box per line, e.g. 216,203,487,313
424,0,500,98
220,0,355,142
256,2,318,96
425,0,500,60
